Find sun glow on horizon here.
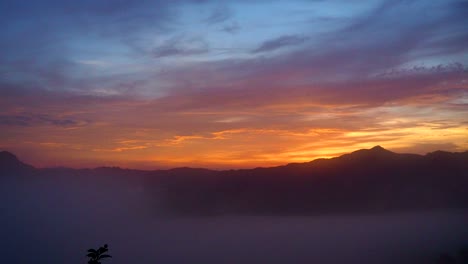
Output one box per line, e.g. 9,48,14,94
3,117,467,170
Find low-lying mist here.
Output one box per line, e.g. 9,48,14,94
1,172,467,264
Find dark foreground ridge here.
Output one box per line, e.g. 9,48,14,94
1,146,468,215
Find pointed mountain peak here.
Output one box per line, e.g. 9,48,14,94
370,145,389,152
0,151,20,163
353,145,391,153
0,151,34,173
344,146,394,160
367,145,394,155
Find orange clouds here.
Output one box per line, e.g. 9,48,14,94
2,114,466,169
1,76,467,169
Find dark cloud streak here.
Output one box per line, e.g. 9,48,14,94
0,113,89,128
152,37,210,58
252,35,309,53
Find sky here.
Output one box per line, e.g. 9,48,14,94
0,0,467,169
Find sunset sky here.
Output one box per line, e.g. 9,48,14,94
1,0,467,169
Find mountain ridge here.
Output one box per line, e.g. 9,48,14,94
0,151,34,174
1,146,467,172
1,146,467,215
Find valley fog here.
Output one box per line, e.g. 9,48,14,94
1,174,467,264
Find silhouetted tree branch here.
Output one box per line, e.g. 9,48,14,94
86,244,112,264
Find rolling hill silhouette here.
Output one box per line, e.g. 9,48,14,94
0,151,34,176
1,146,467,215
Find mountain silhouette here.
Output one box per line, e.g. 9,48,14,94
149,146,468,215
0,151,34,176
1,146,467,215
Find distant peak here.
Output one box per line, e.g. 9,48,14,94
0,151,19,161
346,145,394,159
369,145,394,154
371,145,385,151
0,151,34,172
